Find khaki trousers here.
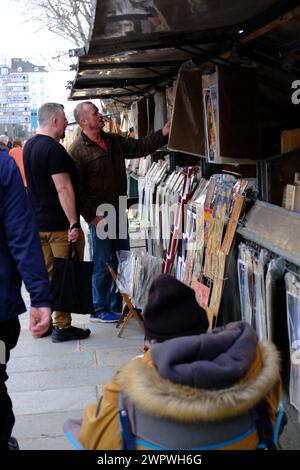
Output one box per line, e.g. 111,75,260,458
39,229,85,328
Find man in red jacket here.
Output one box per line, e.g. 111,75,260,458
70,102,170,323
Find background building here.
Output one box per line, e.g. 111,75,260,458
0,58,49,136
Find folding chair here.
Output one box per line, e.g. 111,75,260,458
106,263,144,337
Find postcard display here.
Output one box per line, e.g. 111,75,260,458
175,174,247,327
133,162,248,327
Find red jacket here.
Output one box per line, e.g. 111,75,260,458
69,130,166,223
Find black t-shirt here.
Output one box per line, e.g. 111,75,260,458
23,134,79,231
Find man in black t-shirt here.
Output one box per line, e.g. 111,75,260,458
24,102,91,343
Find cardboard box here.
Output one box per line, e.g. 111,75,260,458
283,184,300,212
294,185,300,212
281,128,300,153
284,184,296,210
294,172,300,185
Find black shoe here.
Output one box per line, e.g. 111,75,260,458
8,436,19,450
52,326,91,343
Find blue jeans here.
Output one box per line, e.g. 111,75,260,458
89,224,129,313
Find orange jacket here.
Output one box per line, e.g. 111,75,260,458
9,147,26,187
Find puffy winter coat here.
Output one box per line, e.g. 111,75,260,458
77,322,283,450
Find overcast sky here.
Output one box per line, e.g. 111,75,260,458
0,0,76,66
0,0,78,113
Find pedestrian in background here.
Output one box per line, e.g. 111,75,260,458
9,137,27,187
0,135,9,155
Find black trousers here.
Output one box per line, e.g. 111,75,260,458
0,316,20,450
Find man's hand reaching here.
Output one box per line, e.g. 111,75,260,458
162,121,171,137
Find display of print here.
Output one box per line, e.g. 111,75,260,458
286,291,300,412
237,257,253,326
191,276,210,309
203,87,218,162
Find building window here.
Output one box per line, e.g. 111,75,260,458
18,67,23,72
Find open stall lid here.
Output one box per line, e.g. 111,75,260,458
69,0,300,104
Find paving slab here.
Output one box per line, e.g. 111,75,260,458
8,350,96,373
12,329,85,357
10,385,97,415
14,410,83,440
19,436,73,450
7,365,116,393
96,348,142,368
79,324,143,352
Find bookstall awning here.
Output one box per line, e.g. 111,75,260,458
69,0,300,103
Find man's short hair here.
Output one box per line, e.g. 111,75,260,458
0,135,9,145
38,102,64,127
73,101,93,124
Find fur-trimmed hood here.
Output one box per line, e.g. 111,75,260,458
117,322,280,423
152,321,258,389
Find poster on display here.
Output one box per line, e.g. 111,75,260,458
191,276,210,309
203,88,216,162
286,291,300,412
253,260,267,341
203,85,218,163
237,258,253,326
210,84,219,157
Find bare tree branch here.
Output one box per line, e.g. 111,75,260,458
16,0,96,47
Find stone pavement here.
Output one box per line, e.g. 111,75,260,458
7,287,144,450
